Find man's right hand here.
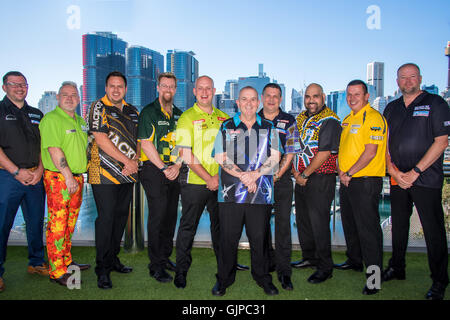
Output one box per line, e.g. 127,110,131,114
206,174,219,191
65,176,79,195
122,159,139,176
15,169,34,186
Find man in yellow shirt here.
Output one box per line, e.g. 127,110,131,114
335,80,387,295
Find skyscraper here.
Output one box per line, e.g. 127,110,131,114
38,91,58,115
367,61,384,98
82,32,127,118
126,46,164,110
445,41,450,90
166,50,198,111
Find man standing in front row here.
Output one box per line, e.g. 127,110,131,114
383,63,449,300
292,83,341,284
87,71,139,289
258,83,297,290
138,72,182,283
0,71,48,293
39,81,90,287
212,86,282,296
335,80,387,295
173,75,230,289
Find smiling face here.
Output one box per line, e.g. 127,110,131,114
157,76,177,105
105,76,127,106
346,84,369,113
262,87,282,114
304,84,326,115
57,85,80,116
237,87,259,120
397,65,422,96
2,75,28,105
193,76,216,108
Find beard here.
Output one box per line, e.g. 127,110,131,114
160,92,173,105
400,85,420,96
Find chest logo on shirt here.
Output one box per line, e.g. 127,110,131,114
158,121,170,126
414,105,430,111
342,123,349,127
5,114,17,121
276,122,286,129
217,117,227,122
28,113,41,119
413,110,429,117
66,129,76,134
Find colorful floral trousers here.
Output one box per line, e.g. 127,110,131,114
43,170,84,279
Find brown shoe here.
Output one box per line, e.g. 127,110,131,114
27,263,49,276
0,277,4,292
50,273,72,286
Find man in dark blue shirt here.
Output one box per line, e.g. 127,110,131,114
383,63,450,300
211,86,282,296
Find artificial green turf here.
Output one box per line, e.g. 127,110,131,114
0,246,448,300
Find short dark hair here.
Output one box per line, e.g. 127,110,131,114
262,83,282,96
106,71,127,87
3,71,27,85
347,79,368,94
397,63,421,76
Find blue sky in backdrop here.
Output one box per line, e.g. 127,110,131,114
0,0,449,108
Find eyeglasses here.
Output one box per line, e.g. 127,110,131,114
6,82,29,88
159,84,176,90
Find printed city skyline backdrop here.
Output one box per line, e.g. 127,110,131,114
1,0,449,118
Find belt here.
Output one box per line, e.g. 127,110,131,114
0,165,38,171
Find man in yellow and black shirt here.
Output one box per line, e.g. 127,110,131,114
335,80,387,296
138,72,183,283
87,71,139,290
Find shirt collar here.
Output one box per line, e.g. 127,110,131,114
2,95,30,111
193,103,216,115
101,95,128,108
233,112,262,127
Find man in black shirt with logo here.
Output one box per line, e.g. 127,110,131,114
383,63,449,300
0,71,48,292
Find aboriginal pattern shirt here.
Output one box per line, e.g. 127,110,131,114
293,106,341,174
87,95,139,184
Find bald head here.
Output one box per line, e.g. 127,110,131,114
305,83,324,95
195,75,214,89
304,83,326,115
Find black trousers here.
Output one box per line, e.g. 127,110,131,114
175,184,220,274
218,202,272,288
266,174,294,277
339,177,383,271
388,185,449,286
295,174,336,272
140,162,180,272
92,183,134,276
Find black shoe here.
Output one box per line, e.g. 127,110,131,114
425,282,446,300
174,272,187,289
307,270,333,284
362,285,379,295
236,263,249,271
382,267,405,281
212,281,226,296
97,274,112,289
50,273,72,287
278,275,293,290
269,264,276,273
334,261,363,272
113,264,133,273
150,269,173,283
291,259,315,269
69,261,91,271
165,259,176,272
259,282,279,295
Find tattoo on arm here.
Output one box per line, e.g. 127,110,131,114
60,157,68,169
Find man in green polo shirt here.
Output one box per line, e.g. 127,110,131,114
39,81,90,287
173,75,231,289
138,72,183,283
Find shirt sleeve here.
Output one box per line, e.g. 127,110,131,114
175,113,193,149
211,125,225,158
430,96,450,137
39,115,63,149
270,125,284,155
364,112,387,146
284,122,301,154
137,108,156,142
88,102,109,134
318,118,342,153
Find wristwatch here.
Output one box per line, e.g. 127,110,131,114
300,172,309,179
160,164,169,172
12,168,20,176
345,171,352,178
413,166,422,174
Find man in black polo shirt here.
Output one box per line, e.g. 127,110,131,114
138,72,182,283
383,63,450,300
258,83,297,290
0,71,48,292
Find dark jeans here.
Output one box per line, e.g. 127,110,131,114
267,174,294,277
388,185,449,286
92,183,133,276
295,174,335,272
217,202,272,288
339,177,383,271
175,184,220,275
140,162,180,272
0,169,46,277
